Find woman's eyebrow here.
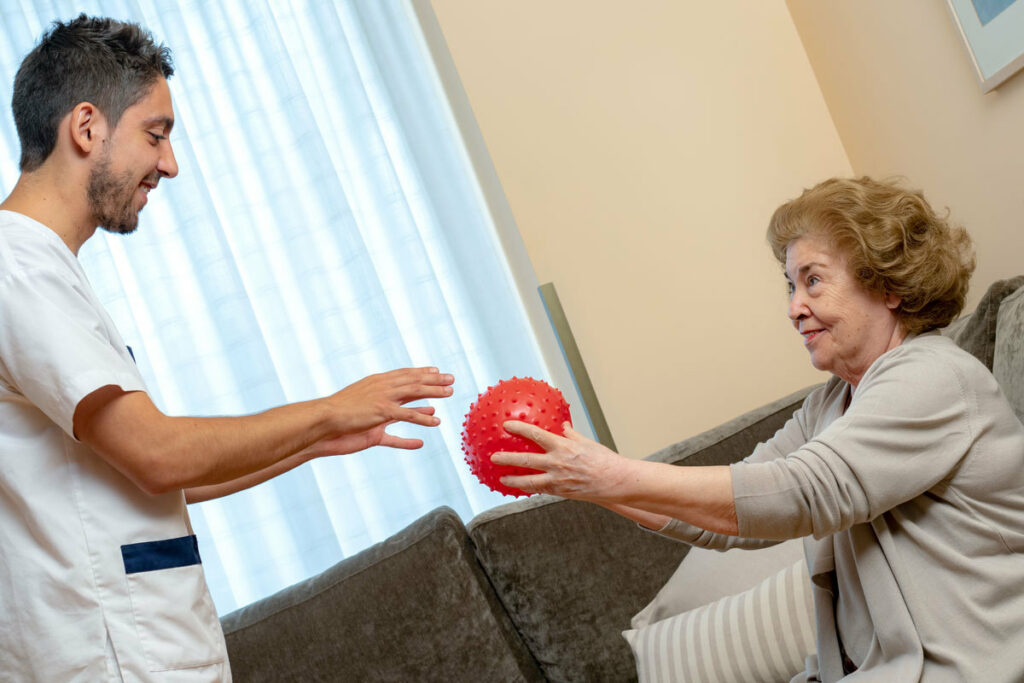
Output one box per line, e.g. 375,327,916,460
796,262,826,276
786,261,826,281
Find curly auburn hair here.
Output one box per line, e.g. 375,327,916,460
767,177,975,335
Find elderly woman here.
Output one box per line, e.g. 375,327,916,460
493,177,1024,681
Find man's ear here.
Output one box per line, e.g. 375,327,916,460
68,102,106,156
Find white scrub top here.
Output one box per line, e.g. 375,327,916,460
0,211,230,681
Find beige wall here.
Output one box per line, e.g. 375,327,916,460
429,1,850,458
786,0,1024,312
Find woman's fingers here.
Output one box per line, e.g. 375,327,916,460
490,449,552,470
491,421,578,474
498,470,551,494
562,422,585,441
491,422,629,503
502,420,565,451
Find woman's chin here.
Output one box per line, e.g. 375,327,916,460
807,354,832,374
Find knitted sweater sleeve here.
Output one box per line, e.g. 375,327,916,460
731,343,973,540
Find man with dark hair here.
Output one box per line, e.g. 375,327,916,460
0,15,453,680
12,14,175,173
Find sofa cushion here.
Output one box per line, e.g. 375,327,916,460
220,506,543,682
468,497,688,683
630,538,805,630
622,560,815,683
994,283,1024,423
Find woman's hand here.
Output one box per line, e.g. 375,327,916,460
491,420,636,504
493,420,739,535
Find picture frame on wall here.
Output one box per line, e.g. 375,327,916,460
946,0,1024,92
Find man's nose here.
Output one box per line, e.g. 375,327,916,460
158,141,178,179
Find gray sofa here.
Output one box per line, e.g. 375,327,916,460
220,276,1024,682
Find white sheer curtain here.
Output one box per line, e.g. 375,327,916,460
0,0,552,614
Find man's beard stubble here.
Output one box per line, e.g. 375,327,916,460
87,155,141,235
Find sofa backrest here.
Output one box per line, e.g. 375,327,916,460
993,284,1024,423
942,276,1024,424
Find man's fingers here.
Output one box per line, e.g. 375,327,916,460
379,434,425,450
412,370,454,386
395,378,454,403
397,367,454,387
366,367,454,402
397,406,442,426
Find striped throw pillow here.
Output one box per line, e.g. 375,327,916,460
622,560,815,683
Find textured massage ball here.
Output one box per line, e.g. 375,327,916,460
461,376,572,498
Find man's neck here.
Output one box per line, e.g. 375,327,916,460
0,171,97,255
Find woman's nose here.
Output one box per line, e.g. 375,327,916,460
788,291,808,321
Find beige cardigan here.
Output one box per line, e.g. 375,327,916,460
659,333,1024,682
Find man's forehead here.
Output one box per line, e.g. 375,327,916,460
123,78,175,130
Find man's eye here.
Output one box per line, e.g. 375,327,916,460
148,132,167,144
807,275,820,287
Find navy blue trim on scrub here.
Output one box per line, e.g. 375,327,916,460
121,535,202,574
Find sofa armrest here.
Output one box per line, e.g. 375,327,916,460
466,385,816,682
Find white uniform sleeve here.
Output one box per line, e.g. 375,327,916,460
0,267,146,439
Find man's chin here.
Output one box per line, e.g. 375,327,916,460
98,213,141,235
100,224,139,236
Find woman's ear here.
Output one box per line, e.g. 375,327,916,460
68,102,105,155
885,292,902,310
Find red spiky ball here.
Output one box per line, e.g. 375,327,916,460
461,377,572,498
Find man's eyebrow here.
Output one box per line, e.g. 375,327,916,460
142,115,174,133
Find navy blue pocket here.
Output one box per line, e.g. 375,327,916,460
121,535,201,574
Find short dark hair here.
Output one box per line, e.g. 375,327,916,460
767,176,976,335
11,14,174,172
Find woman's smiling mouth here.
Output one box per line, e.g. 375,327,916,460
802,328,825,345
